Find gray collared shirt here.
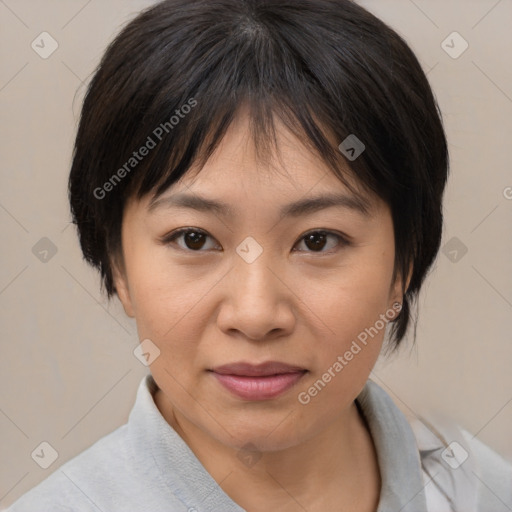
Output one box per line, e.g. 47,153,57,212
7,374,512,511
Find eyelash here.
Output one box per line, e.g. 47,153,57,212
161,227,351,254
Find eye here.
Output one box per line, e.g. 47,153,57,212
162,228,220,251
161,228,350,254
293,230,349,253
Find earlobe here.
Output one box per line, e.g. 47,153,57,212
112,265,135,318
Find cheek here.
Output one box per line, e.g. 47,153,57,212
124,249,226,387
296,276,390,415
294,255,394,333
291,251,394,379
122,245,195,338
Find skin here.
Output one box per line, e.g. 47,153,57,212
114,109,405,511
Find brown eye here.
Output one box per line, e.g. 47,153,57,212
163,228,220,251
294,231,348,253
182,231,207,250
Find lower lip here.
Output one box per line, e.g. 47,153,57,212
212,371,306,400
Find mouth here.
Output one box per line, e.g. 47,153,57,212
209,361,308,401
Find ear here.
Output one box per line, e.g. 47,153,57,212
112,261,135,318
390,263,413,306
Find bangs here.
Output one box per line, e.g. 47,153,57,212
119,13,383,205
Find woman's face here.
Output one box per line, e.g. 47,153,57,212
115,111,403,453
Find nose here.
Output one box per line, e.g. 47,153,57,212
216,250,296,341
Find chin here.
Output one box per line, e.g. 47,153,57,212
209,413,312,454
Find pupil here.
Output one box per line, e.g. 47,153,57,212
305,233,326,251
185,231,205,250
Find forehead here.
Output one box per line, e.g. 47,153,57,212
121,108,392,239
151,109,371,208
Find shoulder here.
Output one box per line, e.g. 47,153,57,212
6,425,132,511
408,414,512,512
6,374,192,512
461,428,512,510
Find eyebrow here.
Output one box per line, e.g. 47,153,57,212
148,191,371,219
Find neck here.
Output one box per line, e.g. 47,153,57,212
155,390,381,511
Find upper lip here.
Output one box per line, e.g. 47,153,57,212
211,361,306,377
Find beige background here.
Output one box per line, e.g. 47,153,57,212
1,0,511,507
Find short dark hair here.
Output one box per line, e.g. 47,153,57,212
69,0,448,351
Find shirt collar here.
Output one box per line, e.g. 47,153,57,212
129,374,245,511
129,374,428,512
356,379,429,512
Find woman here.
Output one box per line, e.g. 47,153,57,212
8,0,511,510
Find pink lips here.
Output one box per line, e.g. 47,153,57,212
210,362,307,401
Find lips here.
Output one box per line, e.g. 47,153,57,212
210,361,307,400
212,361,306,377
